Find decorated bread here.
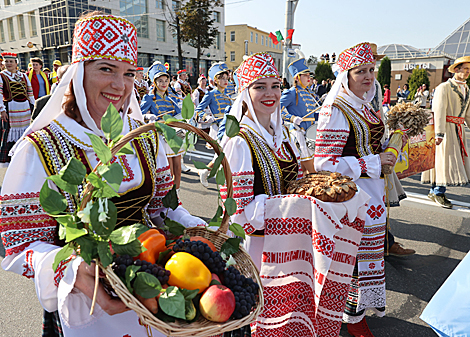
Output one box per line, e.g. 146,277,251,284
286,171,357,202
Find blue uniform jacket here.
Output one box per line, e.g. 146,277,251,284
140,92,181,117
280,86,319,130
196,88,232,121
225,82,236,97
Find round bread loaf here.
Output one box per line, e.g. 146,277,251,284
286,171,357,202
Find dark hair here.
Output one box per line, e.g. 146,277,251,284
403,83,409,90
384,84,389,89
62,81,83,123
152,75,170,98
30,57,43,67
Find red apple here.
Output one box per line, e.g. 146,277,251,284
211,273,221,284
199,285,235,322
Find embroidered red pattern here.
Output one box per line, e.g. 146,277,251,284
22,249,35,279
54,255,75,287
367,204,385,220
358,158,367,173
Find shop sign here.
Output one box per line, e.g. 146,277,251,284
404,63,430,70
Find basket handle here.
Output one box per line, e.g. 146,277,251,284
80,121,233,235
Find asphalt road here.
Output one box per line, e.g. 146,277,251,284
1,132,469,337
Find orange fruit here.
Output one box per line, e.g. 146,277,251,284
190,236,217,252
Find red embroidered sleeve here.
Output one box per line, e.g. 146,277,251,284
220,171,255,217
147,165,177,216
0,192,57,256
314,128,349,159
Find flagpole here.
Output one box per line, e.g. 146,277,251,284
282,0,299,82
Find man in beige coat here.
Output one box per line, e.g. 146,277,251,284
422,56,470,208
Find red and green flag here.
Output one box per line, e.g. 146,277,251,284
269,32,279,45
269,30,284,45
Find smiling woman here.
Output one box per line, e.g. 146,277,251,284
0,11,205,337
314,42,392,337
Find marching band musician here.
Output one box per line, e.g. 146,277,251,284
195,62,233,187
140,61,185,193
280,55,317,173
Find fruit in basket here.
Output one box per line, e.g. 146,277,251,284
137,229,167,264
190,236,217,252
135,293,159,314
199,285,236,322
223,266,259,319
112,256,171,285
165,252,211,293
172,238,225,275
185,299,197,321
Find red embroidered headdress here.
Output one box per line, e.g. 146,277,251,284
336,42,374,73
136,67,144,71
1,52,17,59
177,69,187,75
72,15,138,66
235,52,280,93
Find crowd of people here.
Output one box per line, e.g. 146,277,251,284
0,10,469,337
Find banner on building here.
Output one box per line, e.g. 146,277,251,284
395,113,435,179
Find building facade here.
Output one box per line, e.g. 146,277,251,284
224,24,283,71
0,0,225,80
377,44,454,97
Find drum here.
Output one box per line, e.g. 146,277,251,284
305,124,317,151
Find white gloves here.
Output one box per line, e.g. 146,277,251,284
293,116,303,126
204,114,215,123
178,214,207,228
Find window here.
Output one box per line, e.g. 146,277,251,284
4,0,11,5
261,35,264,46
172,0,180,10
230,51,235,62
0,21,4,43
156,19,165,42
17,15,25,39
230,31,235,42
156,0,164,9
224,32,226,42
255,33,258,44
250,31,253,42
7,17,14,41
28,11,37,37
269,39,271,48
215,32,220,49
213,11,220,23
138,53,150,67
120,0,149,38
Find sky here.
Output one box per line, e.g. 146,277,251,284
224,0,469,57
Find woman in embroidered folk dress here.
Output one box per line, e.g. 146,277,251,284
314,42,396,337
0,52,35,164
220,53,307,336
0,13,205,337
140,61,185,193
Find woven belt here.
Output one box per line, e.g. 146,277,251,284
446,116,468,162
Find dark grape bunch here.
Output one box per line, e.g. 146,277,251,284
223,266,259,319
112,254,171,285
172,239,225,275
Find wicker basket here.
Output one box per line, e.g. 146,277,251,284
82,121,264,337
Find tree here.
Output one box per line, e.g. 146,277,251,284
163,1,184,71
179,0,222,76
315,61,334,82
377,56,391,92
407,68,430,99
307,55,317,65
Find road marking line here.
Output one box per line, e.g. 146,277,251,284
406,191,470,208
404,195,470,215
